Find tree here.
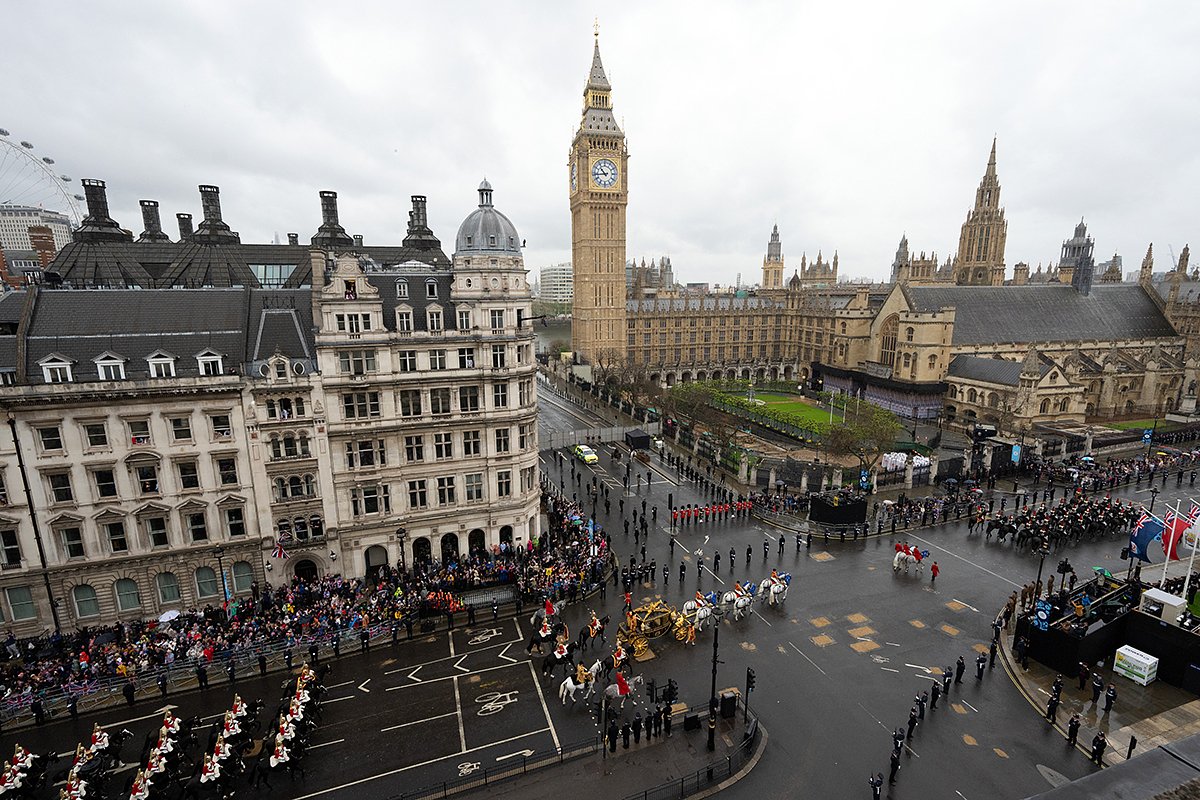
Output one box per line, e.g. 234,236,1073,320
617,359,659,412
823,400,903,476
591,348,624,392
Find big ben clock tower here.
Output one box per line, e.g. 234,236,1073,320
570,27,628,365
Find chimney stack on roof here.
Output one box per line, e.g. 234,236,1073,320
193,185,240,244
353,234,364,248
137,200,171,243
287,233,299,246
176,213,194,241
76,179,133,243
310,190,353,248
403,194,441,251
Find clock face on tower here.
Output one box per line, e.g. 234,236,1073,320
591,158,618,188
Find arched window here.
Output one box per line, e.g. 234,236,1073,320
295,397,306,417
266,399,277,419
288,476,303,497
839,322,847,335
115,578,141,611
73,584,99,618
195,566,219,599
988,393,999,408
156,572,181,604
277,519,292,537
967,389,977,403
310,516,324,538
279,399,293,419
232,561,254,593
879,315,899,369
1058,398,1069,412
1040,398,1051,414
294,517,308,540
304,475,315,496
270,436,282,460
283,434,297,457
928,355,937,369
274,477,287,501
949,386,957,399
299,434,311,457
905,327,915,342
903,353,911,368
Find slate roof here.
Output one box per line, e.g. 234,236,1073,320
907,284,1177,345
947,355,1049,387
363,270,458,333
628,296,787,313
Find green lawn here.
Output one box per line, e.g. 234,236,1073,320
723,391,833,429
728,391,796,403
1106,419,1182,432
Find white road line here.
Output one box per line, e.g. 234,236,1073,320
449,629,456,658
952,598,981,613
906,532,1020,589
323,695,354,704
881,667,900,673
290,728,551,800
382,637,524,675
498,643,518,663
309,739,345,749
963,701,979,713
387,660,527,690
886,642,901,647
327,680,354,689
905,663,929,670
527,660,562,750
752,610,773,626
451,675,467,752
788,641,827,676
381,711,460,733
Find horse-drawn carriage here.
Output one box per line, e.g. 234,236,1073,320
617,600,681,658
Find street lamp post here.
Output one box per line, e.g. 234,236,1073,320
1150,488,1160,514
397,527,408,573
214,545,229,610
1033,540,1051,597
708,607,725,752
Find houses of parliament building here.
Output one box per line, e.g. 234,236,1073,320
570,35,1198,434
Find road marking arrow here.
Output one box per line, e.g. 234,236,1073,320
496,749,535,761
498,643,518,663
407,666,424,683
357,679,371,693
952,598,981,613
454,655,470,673
704,535,710,545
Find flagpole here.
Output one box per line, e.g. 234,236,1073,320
1162,500,1183,588
1183,501,1199,603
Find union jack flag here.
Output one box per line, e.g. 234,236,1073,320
272,540,289,560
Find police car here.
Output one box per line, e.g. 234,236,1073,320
572,444,599,464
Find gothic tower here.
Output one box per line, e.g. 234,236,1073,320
762,224,784,290
569,28,629,364
954,138,1008,286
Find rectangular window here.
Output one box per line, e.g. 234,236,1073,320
60,526,84,559
129,419,151,445
170,417,192,441
342,391,381,419
105,520,128,553
135,464,159,495
396,310,413,332
38,426,63,452
493,383,508,408
495,427,510,453
457,310,472,330
490,309,505,331
430,388,452,415
407,479,428,509
491,344,507,369
351,485,390,516
433,432,453,460
210,414,233,439
216,458,238,486
399,389,423,417
519,423,532,450
397,350,418,372
519,380,532,406
463,430,481,457
43,364,72,383
93,469,118,499
146,517,169,548
428,310,443,332
404,435,424,463
48,472,73,503
465,472,484,502
199,356,224,376
496,470,512,498
335,313,371,333
426,281,438,299
347,439,386,468
6,586,34,620
521,466,536,492
339,349,378,375
187,512,208,542
177,461,200,490
397,281,409,299
225,507,246,537
0,530,20,567
437,476,456,506
429,349,447,370
83,423,108,448
98,361,125,381
459,386,480,413
457,348,476,369
148,358,175,378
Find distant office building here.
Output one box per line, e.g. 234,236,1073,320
0,205,72,251
539,262,574,302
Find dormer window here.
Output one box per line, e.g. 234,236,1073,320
344,279,358,300
396,279,409,299
274,360,287,379
427,308,444,332
197,350,224,376
396,307,413,332
39,355,73,384
488,235,496,247
94,353,126,381
426,279,438,299
466,236,473,247
147,352,176,379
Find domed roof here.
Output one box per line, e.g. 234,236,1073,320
455,179,521,256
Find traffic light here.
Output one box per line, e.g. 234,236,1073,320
1120,547,1130,561
1058,559,1072,575
746,668,756,692
647,678,657,701
665,679,678,703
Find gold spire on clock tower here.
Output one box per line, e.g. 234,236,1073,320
569,27,628,366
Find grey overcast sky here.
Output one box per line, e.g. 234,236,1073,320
4,1,1199,284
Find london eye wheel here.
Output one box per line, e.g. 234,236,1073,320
0,128,85,226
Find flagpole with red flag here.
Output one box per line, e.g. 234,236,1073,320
1163,500,1185,587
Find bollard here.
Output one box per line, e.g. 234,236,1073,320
1128,735,1137,760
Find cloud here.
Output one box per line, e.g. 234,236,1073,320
4,0,1199,282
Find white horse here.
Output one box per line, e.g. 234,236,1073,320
892,551,923,574
601,675,644,710
762,574,790,607
681,601,713,632
558,660,601,705
720,589,756,620
530,599,566,627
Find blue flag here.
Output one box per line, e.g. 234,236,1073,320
1130,513,1163,563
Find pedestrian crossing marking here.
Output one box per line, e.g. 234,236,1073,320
810,551,835,562
909,620,926,629
963,734,978,746
994,748,1009,759
851,640,881,653
810,617,831,628
972,643,989,654
952,703,968,715
848,626,876,638
811,634,836,647
846,613,870,624
939,623,960,637
945,601,967,612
